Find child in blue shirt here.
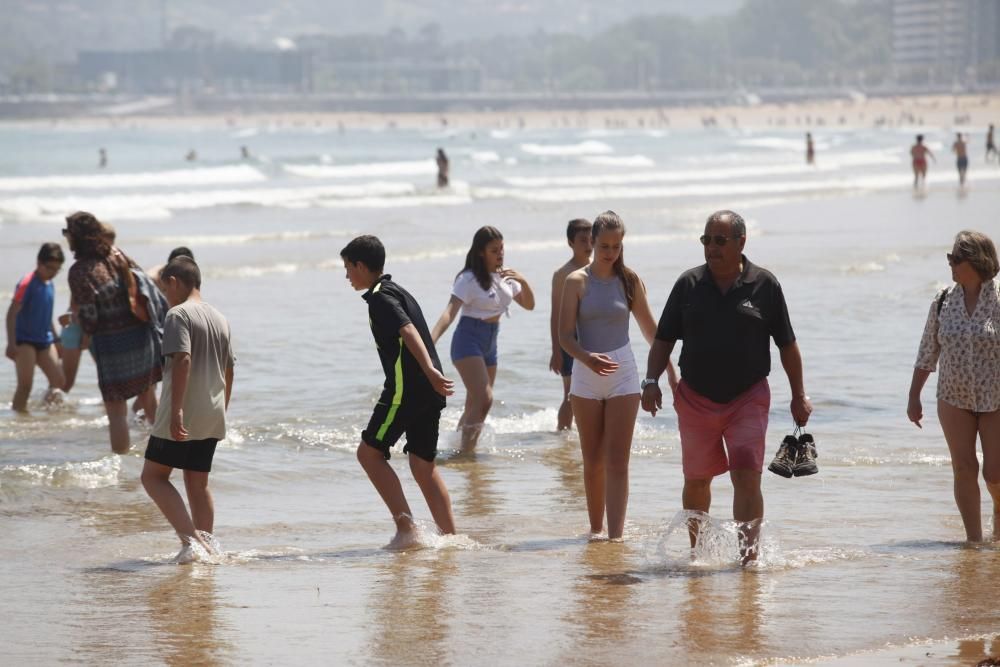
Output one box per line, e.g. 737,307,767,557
5,243,66,412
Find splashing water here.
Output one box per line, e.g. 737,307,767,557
383,517,480,552
642,509,782,570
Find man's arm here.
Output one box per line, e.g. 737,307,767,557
400,323,454,397
224,364,234,410
779,342,812,426
5,301,20,360
641,338,675,416
170,352,191,441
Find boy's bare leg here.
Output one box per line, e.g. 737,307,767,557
36,344,65,398
357,443,415,534
557,376,573,431
409,454,456,534
183,469,215,535
104,399,131,454
12,344,36,412
141,459,197,543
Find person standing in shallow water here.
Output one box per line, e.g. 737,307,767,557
805,133,815,165
549,218,593,431
559,211,676,540
436,148,449,188
642,210,812,564
65,211,162,454
342,235,456,547
908,230,1000,542
911,134,935,191
953,133,969,187
141,256,235,563
432,226,535,451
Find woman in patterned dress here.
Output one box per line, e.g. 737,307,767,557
908,230,1000,541
65,211,162,454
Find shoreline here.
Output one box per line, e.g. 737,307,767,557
2,93,998,132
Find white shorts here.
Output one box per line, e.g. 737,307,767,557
569,343,640,401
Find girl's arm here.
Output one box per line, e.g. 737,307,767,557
431,295,463,343
503,269,535,311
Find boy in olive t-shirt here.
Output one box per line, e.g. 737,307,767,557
141,256,235,564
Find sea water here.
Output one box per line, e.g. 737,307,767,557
1,121,999,665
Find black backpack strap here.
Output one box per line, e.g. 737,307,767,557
936,287,948,316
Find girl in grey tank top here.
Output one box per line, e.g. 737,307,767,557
557,211,675,541
577,266,631,353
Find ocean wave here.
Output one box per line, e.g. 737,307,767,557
283,160,436,179
478,169,1000,203
141,230,354,246
0,181,421,221
0,456,120,489
502,155,900,189
581,155,656,168
519,140,614,156
0,165,266,192
470,151,501,163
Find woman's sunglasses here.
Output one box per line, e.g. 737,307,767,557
946,253,967,266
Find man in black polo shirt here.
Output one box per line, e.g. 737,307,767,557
640,210,812,563
341,234,457,548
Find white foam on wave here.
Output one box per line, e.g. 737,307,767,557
470,151,501,163
581,155,656,168
479,168,1000,203
1,456,121,489
0,165,266,192
502,154,900,189
737,136,812,151
283,160,436,179
143,230,353,247
0,181,419,221
520,140,614,156
207,263,300,279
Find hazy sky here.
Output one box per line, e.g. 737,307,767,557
0,0,746,76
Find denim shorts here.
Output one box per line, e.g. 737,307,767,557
451,316,499,366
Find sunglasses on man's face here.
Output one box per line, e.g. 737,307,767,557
946,253,967,266
700,235,739,247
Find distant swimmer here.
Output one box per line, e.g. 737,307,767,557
435,148,449,188
952,133,969,187
987,124,997,163
910,135,935,191
805,133,815,165
98,148,107,169
240,145,250,160
185,150,197,162
549,218,593,431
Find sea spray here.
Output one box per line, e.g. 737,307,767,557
642,509,782,570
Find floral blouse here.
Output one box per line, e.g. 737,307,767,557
915,278,1000,412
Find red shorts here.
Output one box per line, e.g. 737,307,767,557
673,378,770,479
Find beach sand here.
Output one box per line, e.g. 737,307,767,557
5,93,1000,132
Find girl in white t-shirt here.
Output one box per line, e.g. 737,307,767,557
431,226,535,451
